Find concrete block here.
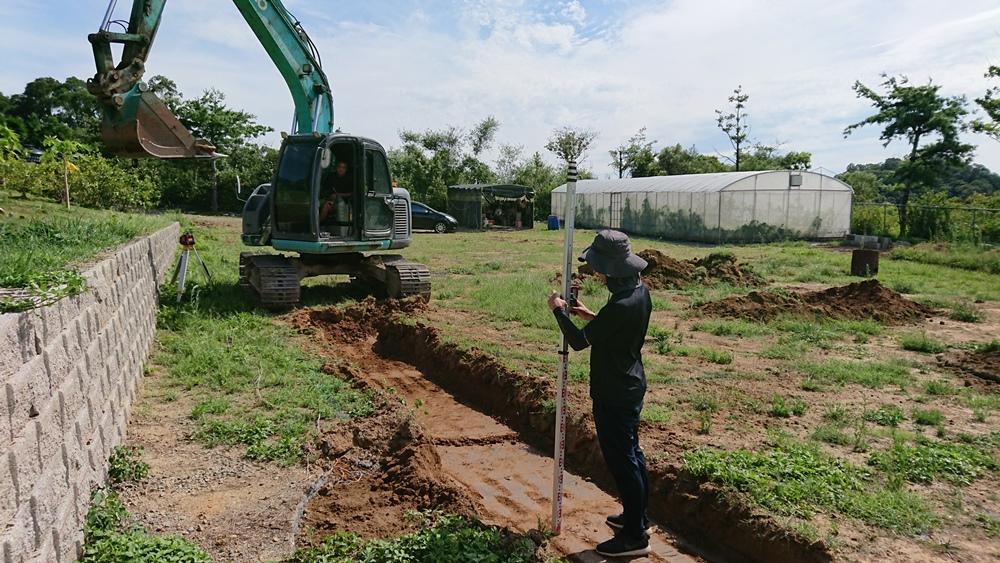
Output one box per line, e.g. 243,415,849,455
41,338,69,395
0,449,16,526
0,314,40,385
1,503,35,562
9,423,40,505
5,356,48,445
35,402,65,472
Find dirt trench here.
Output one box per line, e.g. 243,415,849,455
289,302,833,563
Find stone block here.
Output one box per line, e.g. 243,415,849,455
1,503,35,562
41,338,69,395
5,356,48,445
0,314,39,385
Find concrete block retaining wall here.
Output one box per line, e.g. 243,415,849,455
1,222,179,563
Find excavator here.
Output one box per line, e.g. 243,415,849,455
86,0,431,307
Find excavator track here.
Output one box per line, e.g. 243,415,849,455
240,253,301,309
384,259,432,300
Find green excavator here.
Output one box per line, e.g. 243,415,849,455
87,0,431,306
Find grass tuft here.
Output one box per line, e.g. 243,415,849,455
797,359,913,389
899,332,947,354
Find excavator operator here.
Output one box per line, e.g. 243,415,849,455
319,160,353,235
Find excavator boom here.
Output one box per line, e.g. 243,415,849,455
87,0,334,159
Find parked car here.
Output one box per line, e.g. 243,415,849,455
411,201,458,233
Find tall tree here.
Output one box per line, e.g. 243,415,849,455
973,65,1000,143
845,75,973,235
545,126,597,163
1,77,102,147
716,85,750,171
495,143,523,183
608,127,659,178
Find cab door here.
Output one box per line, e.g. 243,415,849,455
362,146,394,240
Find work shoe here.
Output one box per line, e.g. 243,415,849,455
596,534,651,558
606,513,652,532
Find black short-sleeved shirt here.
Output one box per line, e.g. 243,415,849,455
554,282,652,406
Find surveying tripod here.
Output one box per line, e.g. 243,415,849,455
171,231,211,302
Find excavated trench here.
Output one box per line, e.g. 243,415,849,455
289,302,832,563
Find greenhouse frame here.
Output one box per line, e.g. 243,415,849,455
550,170,853,243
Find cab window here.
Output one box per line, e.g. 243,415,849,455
365,150,392,196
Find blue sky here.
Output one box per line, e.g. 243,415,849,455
3,0,1000,175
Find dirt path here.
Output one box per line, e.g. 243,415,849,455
294,314,699,563
119,368,315,562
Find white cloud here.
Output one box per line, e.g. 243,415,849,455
4,0,1000,174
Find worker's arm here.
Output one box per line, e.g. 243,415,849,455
553,308,590,351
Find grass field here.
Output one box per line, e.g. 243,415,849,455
32,199,993,561
391,224,999,560
0,194,171,311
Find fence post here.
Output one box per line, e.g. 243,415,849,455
972,209,978,244
882,204,887,236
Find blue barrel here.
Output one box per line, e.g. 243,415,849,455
547,215,560,230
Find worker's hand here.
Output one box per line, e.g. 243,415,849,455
570,301,596,321
548,291,567,312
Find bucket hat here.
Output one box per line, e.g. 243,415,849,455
578,229,648,277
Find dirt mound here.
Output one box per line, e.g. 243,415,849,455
285,296,423,344
698,280,935,324
557,250,763,290
941,347,1000,384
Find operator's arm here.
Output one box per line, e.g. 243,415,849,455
549,295,625,351
553,308,590,351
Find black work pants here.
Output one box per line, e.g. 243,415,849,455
592,400,649,539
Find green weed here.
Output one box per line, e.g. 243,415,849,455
812,425,852,446
868,439,998,485
797,359,913,389
822,404,852,426
864,405,905,427
287,511,540,563
949,302,984,323
769,395,806,418
977,513,1000,537
642,403,673,424
82,489,211,562
683,436,937,534
692,319,771,338
923,380,957,396
899,333,947,354
107,446,149,484
913,409,944,427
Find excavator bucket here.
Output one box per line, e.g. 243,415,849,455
101,90,216,159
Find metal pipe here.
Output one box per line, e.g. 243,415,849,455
100,0,118,31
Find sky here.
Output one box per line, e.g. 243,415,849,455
3,0,1000,176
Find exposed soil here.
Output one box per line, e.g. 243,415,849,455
287,302,702,563
941,347,1000,384
637,250,764,290
562,250,762,290
119,368,315,562
288,300,831,563
698,279,935,324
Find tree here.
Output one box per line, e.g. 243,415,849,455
545,127,597,163
608,127,659,178
973,65,1000,142
495,143,523,183
389,117,502,208
0,124,22,191
845,75,974,235
2,77,101,147
739,143,812,171
656,144,727,175
42,137,90,208
467,115,499,156
716,85,750,171
836,170,885,202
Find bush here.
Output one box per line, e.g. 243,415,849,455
69,156,160,210
107,446,149,484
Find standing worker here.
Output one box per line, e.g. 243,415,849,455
546,229,652,558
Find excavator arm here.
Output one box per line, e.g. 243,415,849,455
87,0,334,159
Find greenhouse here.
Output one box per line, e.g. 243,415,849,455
550,170,853,243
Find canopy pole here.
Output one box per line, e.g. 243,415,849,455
551,160,577,535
